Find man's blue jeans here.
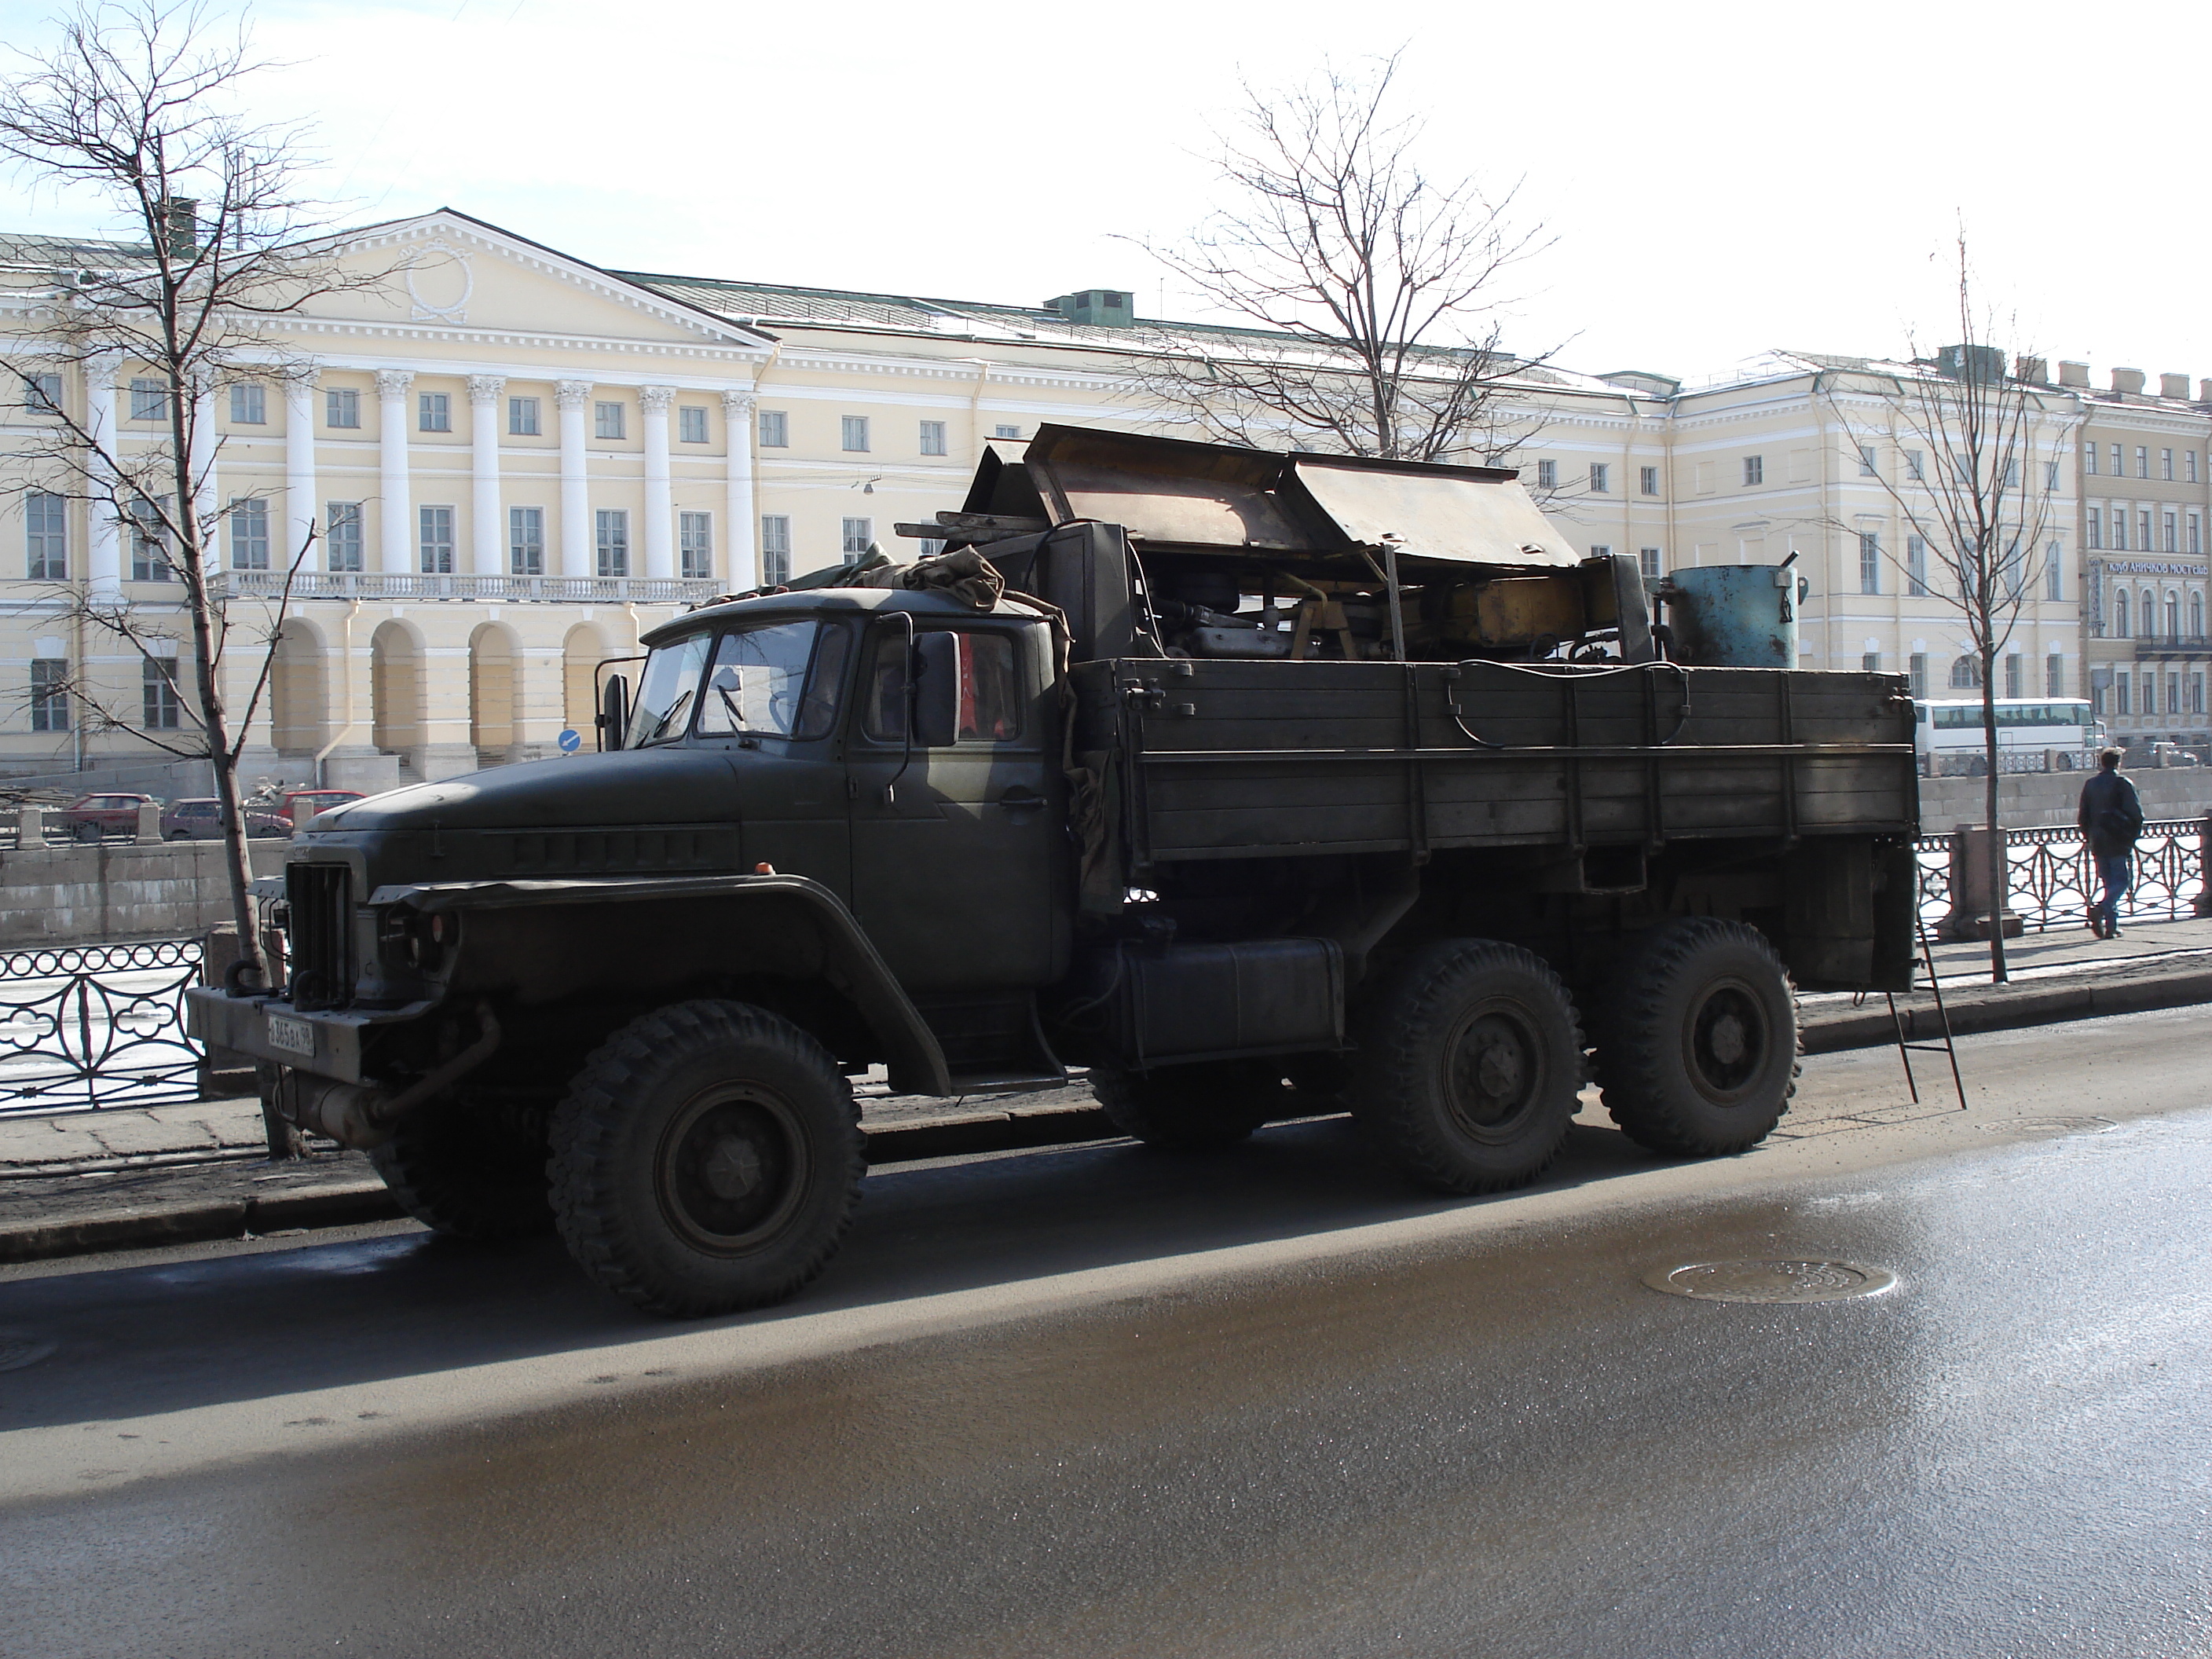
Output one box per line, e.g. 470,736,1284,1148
2093,851,2133,930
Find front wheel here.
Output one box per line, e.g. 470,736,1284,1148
1349,939,1584,1194
1589,917,1800,1156
548,999,863,1317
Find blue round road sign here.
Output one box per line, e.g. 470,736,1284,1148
557,727,582,753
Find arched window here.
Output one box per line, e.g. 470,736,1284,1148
2144,590,2158,639
2115,589,2130,638
2192,592,2204,639
1950,654,1981,690
2168,594,2182,639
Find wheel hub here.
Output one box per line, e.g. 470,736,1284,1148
655,1090,807,1255
1445,1009,1543,1136
1687,982,1767,1100
701,1135,765,1201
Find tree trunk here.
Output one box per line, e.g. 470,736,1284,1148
1981,649,2009,983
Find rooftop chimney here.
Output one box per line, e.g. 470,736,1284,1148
2058,361,2090,387
2014,355,2049,386
2201,379,2212,404
1046,289,1136,328
2111,367,2146,395
2161,372,2192,399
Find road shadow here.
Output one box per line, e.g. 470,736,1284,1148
0,1111,1675,1433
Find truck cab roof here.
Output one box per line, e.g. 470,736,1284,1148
643,584,1037,649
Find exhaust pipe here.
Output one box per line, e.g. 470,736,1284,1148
285,1004,503,1149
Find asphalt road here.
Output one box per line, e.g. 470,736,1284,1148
3,1007,2210,1657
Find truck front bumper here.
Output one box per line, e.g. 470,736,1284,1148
185,986,438,1084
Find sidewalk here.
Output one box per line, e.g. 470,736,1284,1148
7,912,2211,1265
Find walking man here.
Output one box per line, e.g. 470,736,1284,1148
2078,747,2144,939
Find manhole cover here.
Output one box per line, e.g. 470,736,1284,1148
0,1328,58,1372
1643,1260,1896,1304
1977,1116,2115,1134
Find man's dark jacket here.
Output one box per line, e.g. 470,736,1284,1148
2078,768,2145,857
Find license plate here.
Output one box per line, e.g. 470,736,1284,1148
265,1013,315,1058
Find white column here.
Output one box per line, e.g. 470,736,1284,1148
468,375,506,576
639,385,676,580
284,369,317,572
721,388,758,585
556,379,591,579
84,355,122,603
375,369,414,573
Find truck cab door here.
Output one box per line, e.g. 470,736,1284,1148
845,618,1064,994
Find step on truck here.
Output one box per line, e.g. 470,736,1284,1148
188,425,1920,1317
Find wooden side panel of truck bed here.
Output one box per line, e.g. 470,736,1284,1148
1071,660,1919,866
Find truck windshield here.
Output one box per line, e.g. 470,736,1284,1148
625,633,712,746
698,621,836,738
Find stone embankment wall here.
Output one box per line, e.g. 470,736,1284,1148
1921,769,2212,830
0,841,289,949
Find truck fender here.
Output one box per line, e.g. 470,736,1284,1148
379,873,954,1096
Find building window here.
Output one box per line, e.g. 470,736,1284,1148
758,409,788,448
2135,446,2149,479
2115,589,2130,637
679,511,712,579
2045,542,2061,601
2141,511,2154,553
508,506,544,576
1950,654,1980,690
2141,589,2157,639
1589,463,1610,493
2002,458,2020,489
2004,654,2022,698
994,424,1021,440
229,383,266,424
2116,672,2131,715
2194,673,2206,716
679,405,709,445
1862,652,1881,673
1907,533,1928,596
2170,672,2182,716
2194,592,2206,639
130,377,169,421
130,496,172,581
760,515,791,585
920,419,947,456
1639,466,1660,496
418,505,454,574
2189,452,2201,484
229,497,269,571
2162,449,2175,482
2169,595,2182,639
2192,513,2203,556
2165,512,2179,554
1535,460,1557,489
2082,441,2097,476
2109,445,2122,477
23,372,61,413
2112,511,2127,552
1858,444,1877,477
2087,508,2102,550
1638,546,1661,577
325,386,360,429
1743,455,1764,485
841,517,873,561
1906,449,1925,482
2045,461,2060,490
1589,544,1612,558
418,392,451,433
595,509,629,577
141,657,181,730
508,396,540,437
840,416,870,452
326,502,362,573
1859,531,1880,595
30,658,68,732
24,492,67,580
594,401,626,441
2048,656,2064,698
1908,654,1927,698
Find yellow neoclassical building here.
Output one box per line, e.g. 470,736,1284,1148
6,204,2207,791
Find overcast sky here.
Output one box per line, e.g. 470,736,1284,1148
2,0,2207,389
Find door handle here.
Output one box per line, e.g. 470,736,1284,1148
998,786,1045,812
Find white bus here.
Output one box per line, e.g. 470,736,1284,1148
1914,698,2097,763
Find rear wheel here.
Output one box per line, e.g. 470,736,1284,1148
548,999,862,1318
1090,1060,1282,1151
368,1099,553,1240
1589,917,1799,1156
1349,939,1584,1194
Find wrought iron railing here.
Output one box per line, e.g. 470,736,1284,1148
0,939,206,1119
1914,819,2205,932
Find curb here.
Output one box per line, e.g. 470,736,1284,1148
5,965,2209,1268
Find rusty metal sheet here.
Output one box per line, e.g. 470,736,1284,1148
1288,453,1581,569
1022,426,1324,552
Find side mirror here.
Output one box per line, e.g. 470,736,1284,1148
598,673,629,752
913,632,960,749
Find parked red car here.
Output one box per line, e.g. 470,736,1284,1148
278,789,364,826
57,793,159,843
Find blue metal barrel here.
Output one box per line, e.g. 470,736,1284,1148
1664,565,1806,668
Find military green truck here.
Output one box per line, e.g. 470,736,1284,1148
187,426,1919,1318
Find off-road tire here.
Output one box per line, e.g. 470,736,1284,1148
1589,917,1800,1157
547,999,863,1318
1090,1060,1283,1151
1349,939,1584,1195
367,1100,554,1240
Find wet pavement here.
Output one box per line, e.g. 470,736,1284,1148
2,1011,2210,1657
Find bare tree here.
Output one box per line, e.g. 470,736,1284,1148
1127,52,1554,465
0,0,378,995
1823,241,2067,982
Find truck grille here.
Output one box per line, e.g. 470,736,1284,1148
287,863,353,1012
